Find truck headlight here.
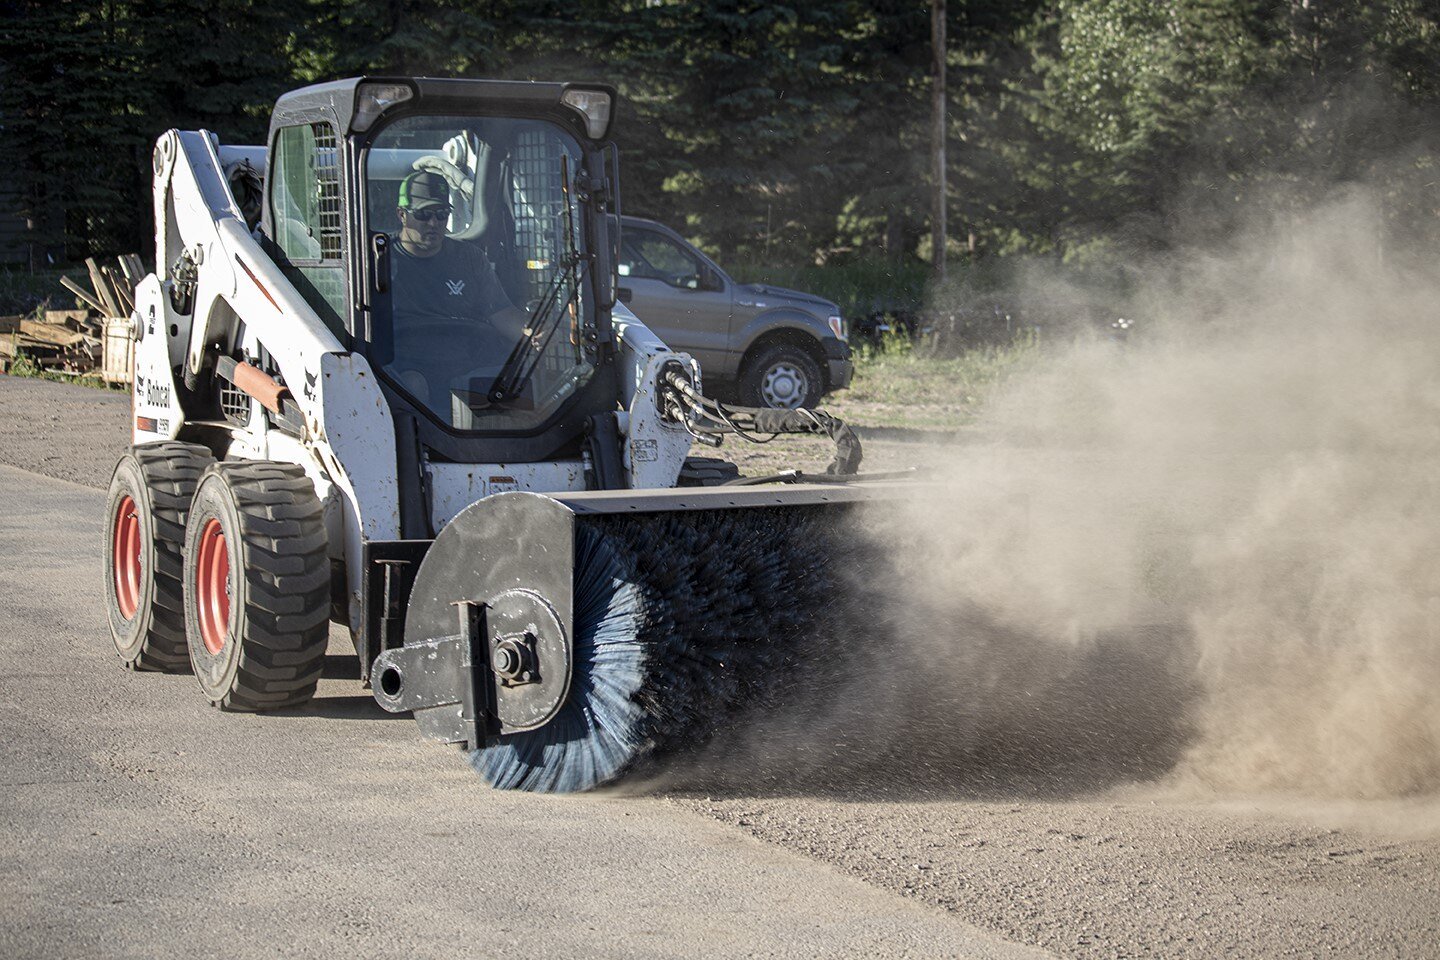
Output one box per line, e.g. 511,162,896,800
827,315,847,341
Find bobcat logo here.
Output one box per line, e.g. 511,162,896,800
446,279,465,296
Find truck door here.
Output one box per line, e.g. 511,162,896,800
617,227,732,372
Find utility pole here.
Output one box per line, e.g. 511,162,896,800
931,0,947,283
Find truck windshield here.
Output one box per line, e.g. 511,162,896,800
365,115,594,432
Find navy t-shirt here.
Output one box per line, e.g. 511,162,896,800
382,239,526,410
389,239,515,324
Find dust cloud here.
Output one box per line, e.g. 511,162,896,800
659,190,1440,804
879,189,1440,801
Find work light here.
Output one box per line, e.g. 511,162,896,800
352,82,415,133
560,88,613,140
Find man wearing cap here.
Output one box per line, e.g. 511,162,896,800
391,170,523,331
387,170,530,413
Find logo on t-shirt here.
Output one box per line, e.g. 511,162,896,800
446,279,466,296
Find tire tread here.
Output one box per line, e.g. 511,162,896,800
195,461,329,712
119,441,214,671
738,341,825,409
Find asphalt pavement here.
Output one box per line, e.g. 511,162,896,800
0,458,1048,960
1,373,1436,959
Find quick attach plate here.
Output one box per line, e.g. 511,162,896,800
369,589,570,745
371,493,579,747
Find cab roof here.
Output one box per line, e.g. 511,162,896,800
268,76,614,142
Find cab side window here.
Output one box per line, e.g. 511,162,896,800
271,123,346,337
621,230,703,288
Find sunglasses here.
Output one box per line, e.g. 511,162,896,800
405,207,452,223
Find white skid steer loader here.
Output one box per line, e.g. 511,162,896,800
104,77,887,792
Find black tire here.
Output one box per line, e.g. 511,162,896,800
104,442,215,671
182,461,330,711
738,342,824,409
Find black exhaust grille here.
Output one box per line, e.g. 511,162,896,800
220,380,249,425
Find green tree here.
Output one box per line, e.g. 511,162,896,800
0,0,147,260
825,0,931,264
298,0,505,78
1,0,310,260
991,0,1263,259
626,1,857,261
9,0,1440,282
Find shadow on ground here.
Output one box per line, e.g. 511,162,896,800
322,654,361,680
297,695,405,721
628,620,1199,803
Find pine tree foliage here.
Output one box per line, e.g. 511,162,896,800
4,0,1440,269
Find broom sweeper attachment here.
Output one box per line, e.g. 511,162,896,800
371,483,906,792
371,411,909,793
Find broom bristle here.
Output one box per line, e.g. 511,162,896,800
471,506,854,792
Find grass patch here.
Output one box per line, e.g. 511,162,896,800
2,350,124,390
824,330,1040,430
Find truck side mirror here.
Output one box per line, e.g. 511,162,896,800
698,264,723,292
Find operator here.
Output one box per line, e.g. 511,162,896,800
386,170,531,412
390,169,527,333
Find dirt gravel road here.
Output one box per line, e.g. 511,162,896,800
2,373,1436,959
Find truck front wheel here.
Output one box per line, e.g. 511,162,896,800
739,343,823,409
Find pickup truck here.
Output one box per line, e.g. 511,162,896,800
615,216,852,408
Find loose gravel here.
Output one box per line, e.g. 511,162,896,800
3,372,1436,959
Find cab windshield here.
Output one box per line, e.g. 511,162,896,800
365,115,594,432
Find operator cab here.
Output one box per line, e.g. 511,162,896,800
365,116,592,433
259,78,621,475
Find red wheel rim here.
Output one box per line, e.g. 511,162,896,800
112,495,142,621
195,518,231,655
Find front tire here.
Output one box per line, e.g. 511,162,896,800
738,342,824,409
104,442,215,671
183,462,330,711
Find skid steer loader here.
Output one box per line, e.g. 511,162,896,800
105,77,899,792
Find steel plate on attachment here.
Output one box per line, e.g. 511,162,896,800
485,588,570,731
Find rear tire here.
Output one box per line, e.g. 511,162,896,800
738,342,823,409
182,461,329,711
104,442,215,671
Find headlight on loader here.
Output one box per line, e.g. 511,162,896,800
352,82,415,133
560,88,613,139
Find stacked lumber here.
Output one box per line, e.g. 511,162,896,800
0,255,144,381
60,254,146,320
0,309,102,376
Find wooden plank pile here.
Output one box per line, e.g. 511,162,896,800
0,255,144,381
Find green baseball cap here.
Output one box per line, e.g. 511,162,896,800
398,171,450,210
